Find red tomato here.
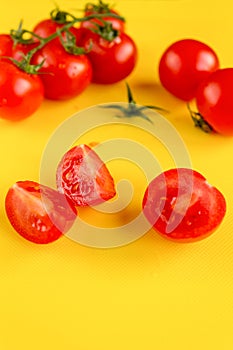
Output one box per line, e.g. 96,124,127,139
195,68,233,136
0,33,39,63
56,144,116,206
0,61,44,120
80,2,125,32
11,42,39,62
76,27,137,84
5,181,77,244
0,34,13,58
142,168,226,242
33,18,79,40
31,39,92,100
158,39,219,101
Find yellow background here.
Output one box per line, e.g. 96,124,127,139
1,0,233,349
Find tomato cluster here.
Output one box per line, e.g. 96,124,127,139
0,2,137,121
158,39,233,136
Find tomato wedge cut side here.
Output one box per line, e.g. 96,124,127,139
5,181,77,244
56,144,116,206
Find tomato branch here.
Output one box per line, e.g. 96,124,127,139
9,10,125,73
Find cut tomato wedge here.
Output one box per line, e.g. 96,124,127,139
142,168,226,242
56,144,116,206
5,181,77,244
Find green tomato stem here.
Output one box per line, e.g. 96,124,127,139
10,12,125,73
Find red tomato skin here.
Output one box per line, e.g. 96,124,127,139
142,168,226,242
0,34,13,59
12,42,39,62
196,68,233,136
32,19,78,40
56,144,116,206
76,28,137,84
0,34,39,63
5,181,77,244
31,39,92,100
159,39,219,101
0,61,44,121
81,9,125,32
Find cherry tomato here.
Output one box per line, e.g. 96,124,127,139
195,68,233,136
11,41,39,62
0,61,44,121
33,18,79,40
158,39,219,101
142,168,226,242
0,33,39,63
56,144,116,206
76,27,137,84
80,1,125,32
0,34,13,58
5,181,77,244
31,39,92,100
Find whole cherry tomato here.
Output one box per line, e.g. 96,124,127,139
0,33,39,63
56,144,116,206
31,38,92,100
80,0,125,32
5,181,77,244
12,41,39,62
76,27,137,84
142,168,226,242
0,34,13,58
33,17,79,40
195,68,233,136
158,39,219,101
0,61,44,121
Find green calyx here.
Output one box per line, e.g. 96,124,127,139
85,0,111,13
92,21,119,41
10,20,35,45
187,104,213,133
101,83,168,124
50,8,76,24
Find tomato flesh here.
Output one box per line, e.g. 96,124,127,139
56,144,116,206
142,168,226,242
5,181,77,244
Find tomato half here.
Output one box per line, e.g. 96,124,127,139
76,27,137,84
56,144,116,206
31,39,92,100
158,39,219,101
5,181,77,244
0,61,44,120
142,168,226,242
195,68,233,136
